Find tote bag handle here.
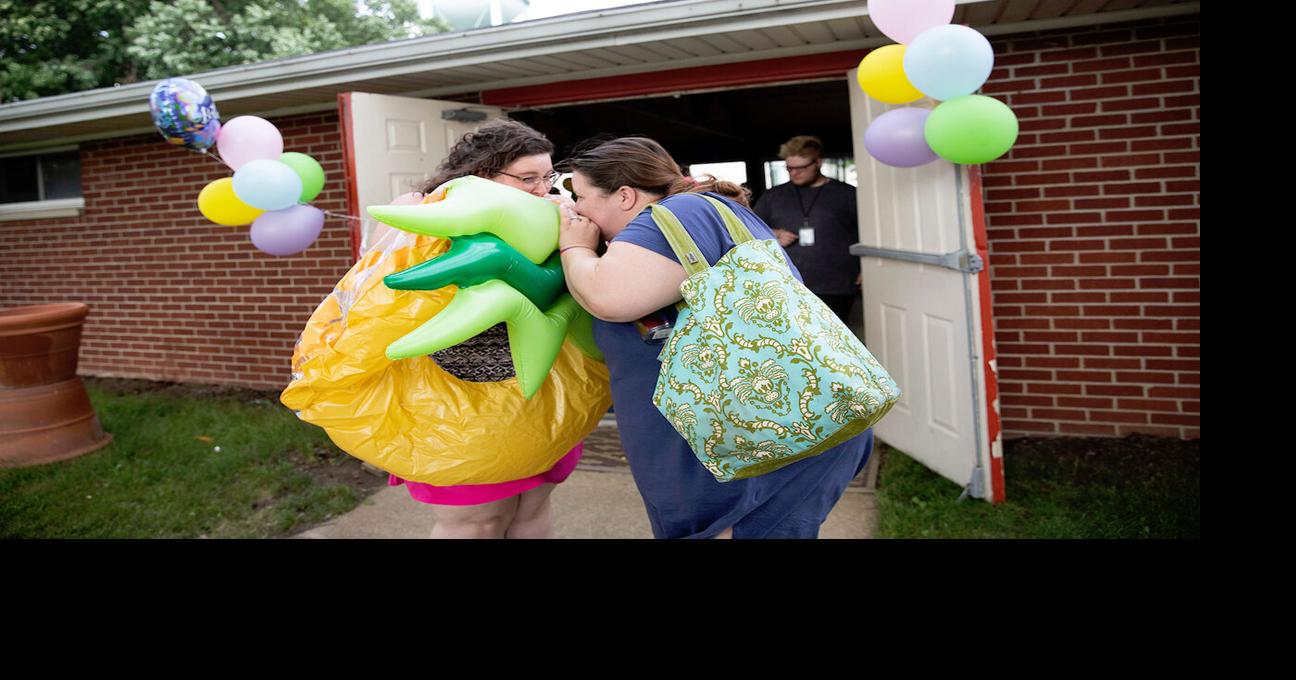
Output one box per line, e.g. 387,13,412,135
650,194,759,277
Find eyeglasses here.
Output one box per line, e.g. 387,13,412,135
784,160,820,171
496,170,560,189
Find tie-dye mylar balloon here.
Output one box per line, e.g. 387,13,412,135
148,78,221,151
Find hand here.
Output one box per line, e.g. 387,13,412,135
856,272,863,288
547,194,576,212
559,204,602,253
774,229,799,247
389,191,425,206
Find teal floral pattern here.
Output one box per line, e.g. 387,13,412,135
652,201,902,482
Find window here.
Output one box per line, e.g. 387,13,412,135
764,158,857,189
0,148,84,221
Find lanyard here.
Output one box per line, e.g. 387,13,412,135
794,182,826,227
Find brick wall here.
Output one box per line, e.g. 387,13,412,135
980,16,1200,439
0,112,355,389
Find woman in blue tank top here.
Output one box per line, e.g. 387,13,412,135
555,137,873,539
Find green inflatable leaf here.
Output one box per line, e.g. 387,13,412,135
366,175,560,264
386,279,590,399
384,234,566,311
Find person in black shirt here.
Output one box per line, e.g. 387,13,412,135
753,135,860,323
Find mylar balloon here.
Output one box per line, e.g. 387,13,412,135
278,152,326,203
250,205,324,256
856,45,925,104
864,108,940,168
149,78,221,150
924,95,1019,164
868,0,956,44
197,177,265,226
216,116,283,171
232,159,303,211
904,24,996,101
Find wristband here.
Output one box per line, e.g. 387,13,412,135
560,245,595,255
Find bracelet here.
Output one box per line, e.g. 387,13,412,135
559,244,596,255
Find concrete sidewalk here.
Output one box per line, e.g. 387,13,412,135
294,422,879,539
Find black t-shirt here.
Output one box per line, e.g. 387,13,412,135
753,178,860,295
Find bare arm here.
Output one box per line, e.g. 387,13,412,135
561,242,688,322
557,202,688,322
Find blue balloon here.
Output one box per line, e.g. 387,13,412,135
148,78,221,150
903,24,995,101
231,160,303,211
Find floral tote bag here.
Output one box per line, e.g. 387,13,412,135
650,195,902,482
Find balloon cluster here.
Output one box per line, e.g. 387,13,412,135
856,0,1019,168
148,78,327,256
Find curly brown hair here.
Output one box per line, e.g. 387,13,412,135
418,119,555,194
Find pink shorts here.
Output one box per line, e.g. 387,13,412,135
388,442,584,506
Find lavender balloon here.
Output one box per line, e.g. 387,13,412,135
250,205,324,256
864,107,941,168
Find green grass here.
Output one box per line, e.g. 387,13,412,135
874,438,1200,539
0,382,373,539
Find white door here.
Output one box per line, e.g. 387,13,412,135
847,70,1004,502
340,93,505,256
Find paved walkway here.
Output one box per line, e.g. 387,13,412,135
294,420,879,539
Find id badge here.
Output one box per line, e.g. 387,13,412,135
799,227,816,246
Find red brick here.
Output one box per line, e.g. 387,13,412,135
1129,138,1192,152
1133,52,1198,68
1071,57,1132,73
1033,409,1089,420
1079,252,1137,264
1051,293,1106,304
1103,68,1165,84
1059,423,1119,436
1070,86,1130,101
1042,102,1098,116
1071,141,1130,155
1039,47,1098,62
1072,114,1130,128
1085,384,1145,397
1133,80,1197,95
1099,126,1161,140
1074,198,1131,210
1044,185,1102,198
1091,410,1150,424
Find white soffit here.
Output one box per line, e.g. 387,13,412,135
0,0,1199,151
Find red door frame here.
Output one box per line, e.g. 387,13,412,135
337,92,364,263
482,50,869,108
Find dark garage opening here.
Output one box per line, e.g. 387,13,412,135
509,77,866,334
509,78,856,204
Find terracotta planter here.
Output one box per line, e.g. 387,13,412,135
1,303,112,467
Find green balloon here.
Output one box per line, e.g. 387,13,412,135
923,95,1019,165
385,234,566,311
279,152,326,203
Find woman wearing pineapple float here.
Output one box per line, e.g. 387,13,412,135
282,120,609,539
555,137,875,539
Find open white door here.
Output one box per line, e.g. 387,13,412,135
339,93,505,258
847,71,1004,502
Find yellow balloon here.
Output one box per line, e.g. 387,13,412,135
197,177,265,226
857,45,925,104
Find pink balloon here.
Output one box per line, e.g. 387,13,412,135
868,0,956,44
216,116,284,171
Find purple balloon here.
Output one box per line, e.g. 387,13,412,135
864,107,941,168
250,205,324,256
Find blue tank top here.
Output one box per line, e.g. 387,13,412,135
592,192,873,538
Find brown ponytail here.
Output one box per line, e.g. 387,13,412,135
563,137,751,208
